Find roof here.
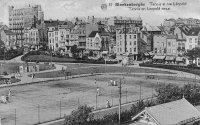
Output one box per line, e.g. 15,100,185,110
88,31,99,37
128,123,149,125
4,30,16,35
178,26,200,36
153,55,165,60
188,27,200,36
146,98,200,125
166,35,176,39
142,24,161,32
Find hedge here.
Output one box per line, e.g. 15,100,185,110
21,55,119,64
139,63,200,76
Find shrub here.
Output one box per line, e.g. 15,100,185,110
2,71,8,75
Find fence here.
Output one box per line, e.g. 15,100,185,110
0,84,155,125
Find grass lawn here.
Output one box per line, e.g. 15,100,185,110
0,63,21,74
33,66,175,78
58,63,103,68
23,55,77,62
0,73,188,125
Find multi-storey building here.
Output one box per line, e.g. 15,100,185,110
153,34,167,55
39,20,74,47
48,27,79,56
174,26,200,51
114,16,142,29
8,5,44,47
86,31,102,57
85,31,113,57
1,30,17,49
24,28,39,50
74,23,98,51
166,35,177,56
116,28,138,60
141,24,162,52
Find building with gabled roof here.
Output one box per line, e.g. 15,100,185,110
1,30,17,49
131,98,200,125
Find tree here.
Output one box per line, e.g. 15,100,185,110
185,47,200,64
71,45,80,58
64,105,94,125
156,83,200,105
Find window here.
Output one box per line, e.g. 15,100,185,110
120,35,122,39
134,35,136,39
55,37,58,41
130,35,131,39
195,38,198,43
189,38,192,43
130,48,132,52
134,48,136,52
168,41,171,46
134,41,136,45
120,48,122,52
155,48,157,53
120,41,122,45
130,41,131,45
189,45,192,50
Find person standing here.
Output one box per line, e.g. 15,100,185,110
97,87,100,96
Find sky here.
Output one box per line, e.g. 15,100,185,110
0,0,200,26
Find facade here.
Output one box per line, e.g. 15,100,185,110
185,35,198,50
40,20,74,47
86,31,102,57
74,23,98,50
24,28,39,50
141,24,162,52
163,18,176,27
166,35,177,56
116,28,138,60
113,16,142,28
8,5,44,47
153,34,167,55
48,27,79,55
1,30,17,49
174,26,200,51
65,28,79,55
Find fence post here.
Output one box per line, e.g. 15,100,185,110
14,109,16,125
126,88,127,103
60,100,61,118
38,104,40,124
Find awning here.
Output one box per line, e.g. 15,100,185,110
148,52,154,56
102,51,108,55
153,55,165,60
144,53,149,56
165,56,175,61
176,57,184,62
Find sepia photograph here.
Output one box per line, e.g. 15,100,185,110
0,0,200,125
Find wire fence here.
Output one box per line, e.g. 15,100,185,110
0,85,155,125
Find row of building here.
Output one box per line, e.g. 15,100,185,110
1,4,200,63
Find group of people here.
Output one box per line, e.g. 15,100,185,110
0,79,12,85
1,89,11,104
